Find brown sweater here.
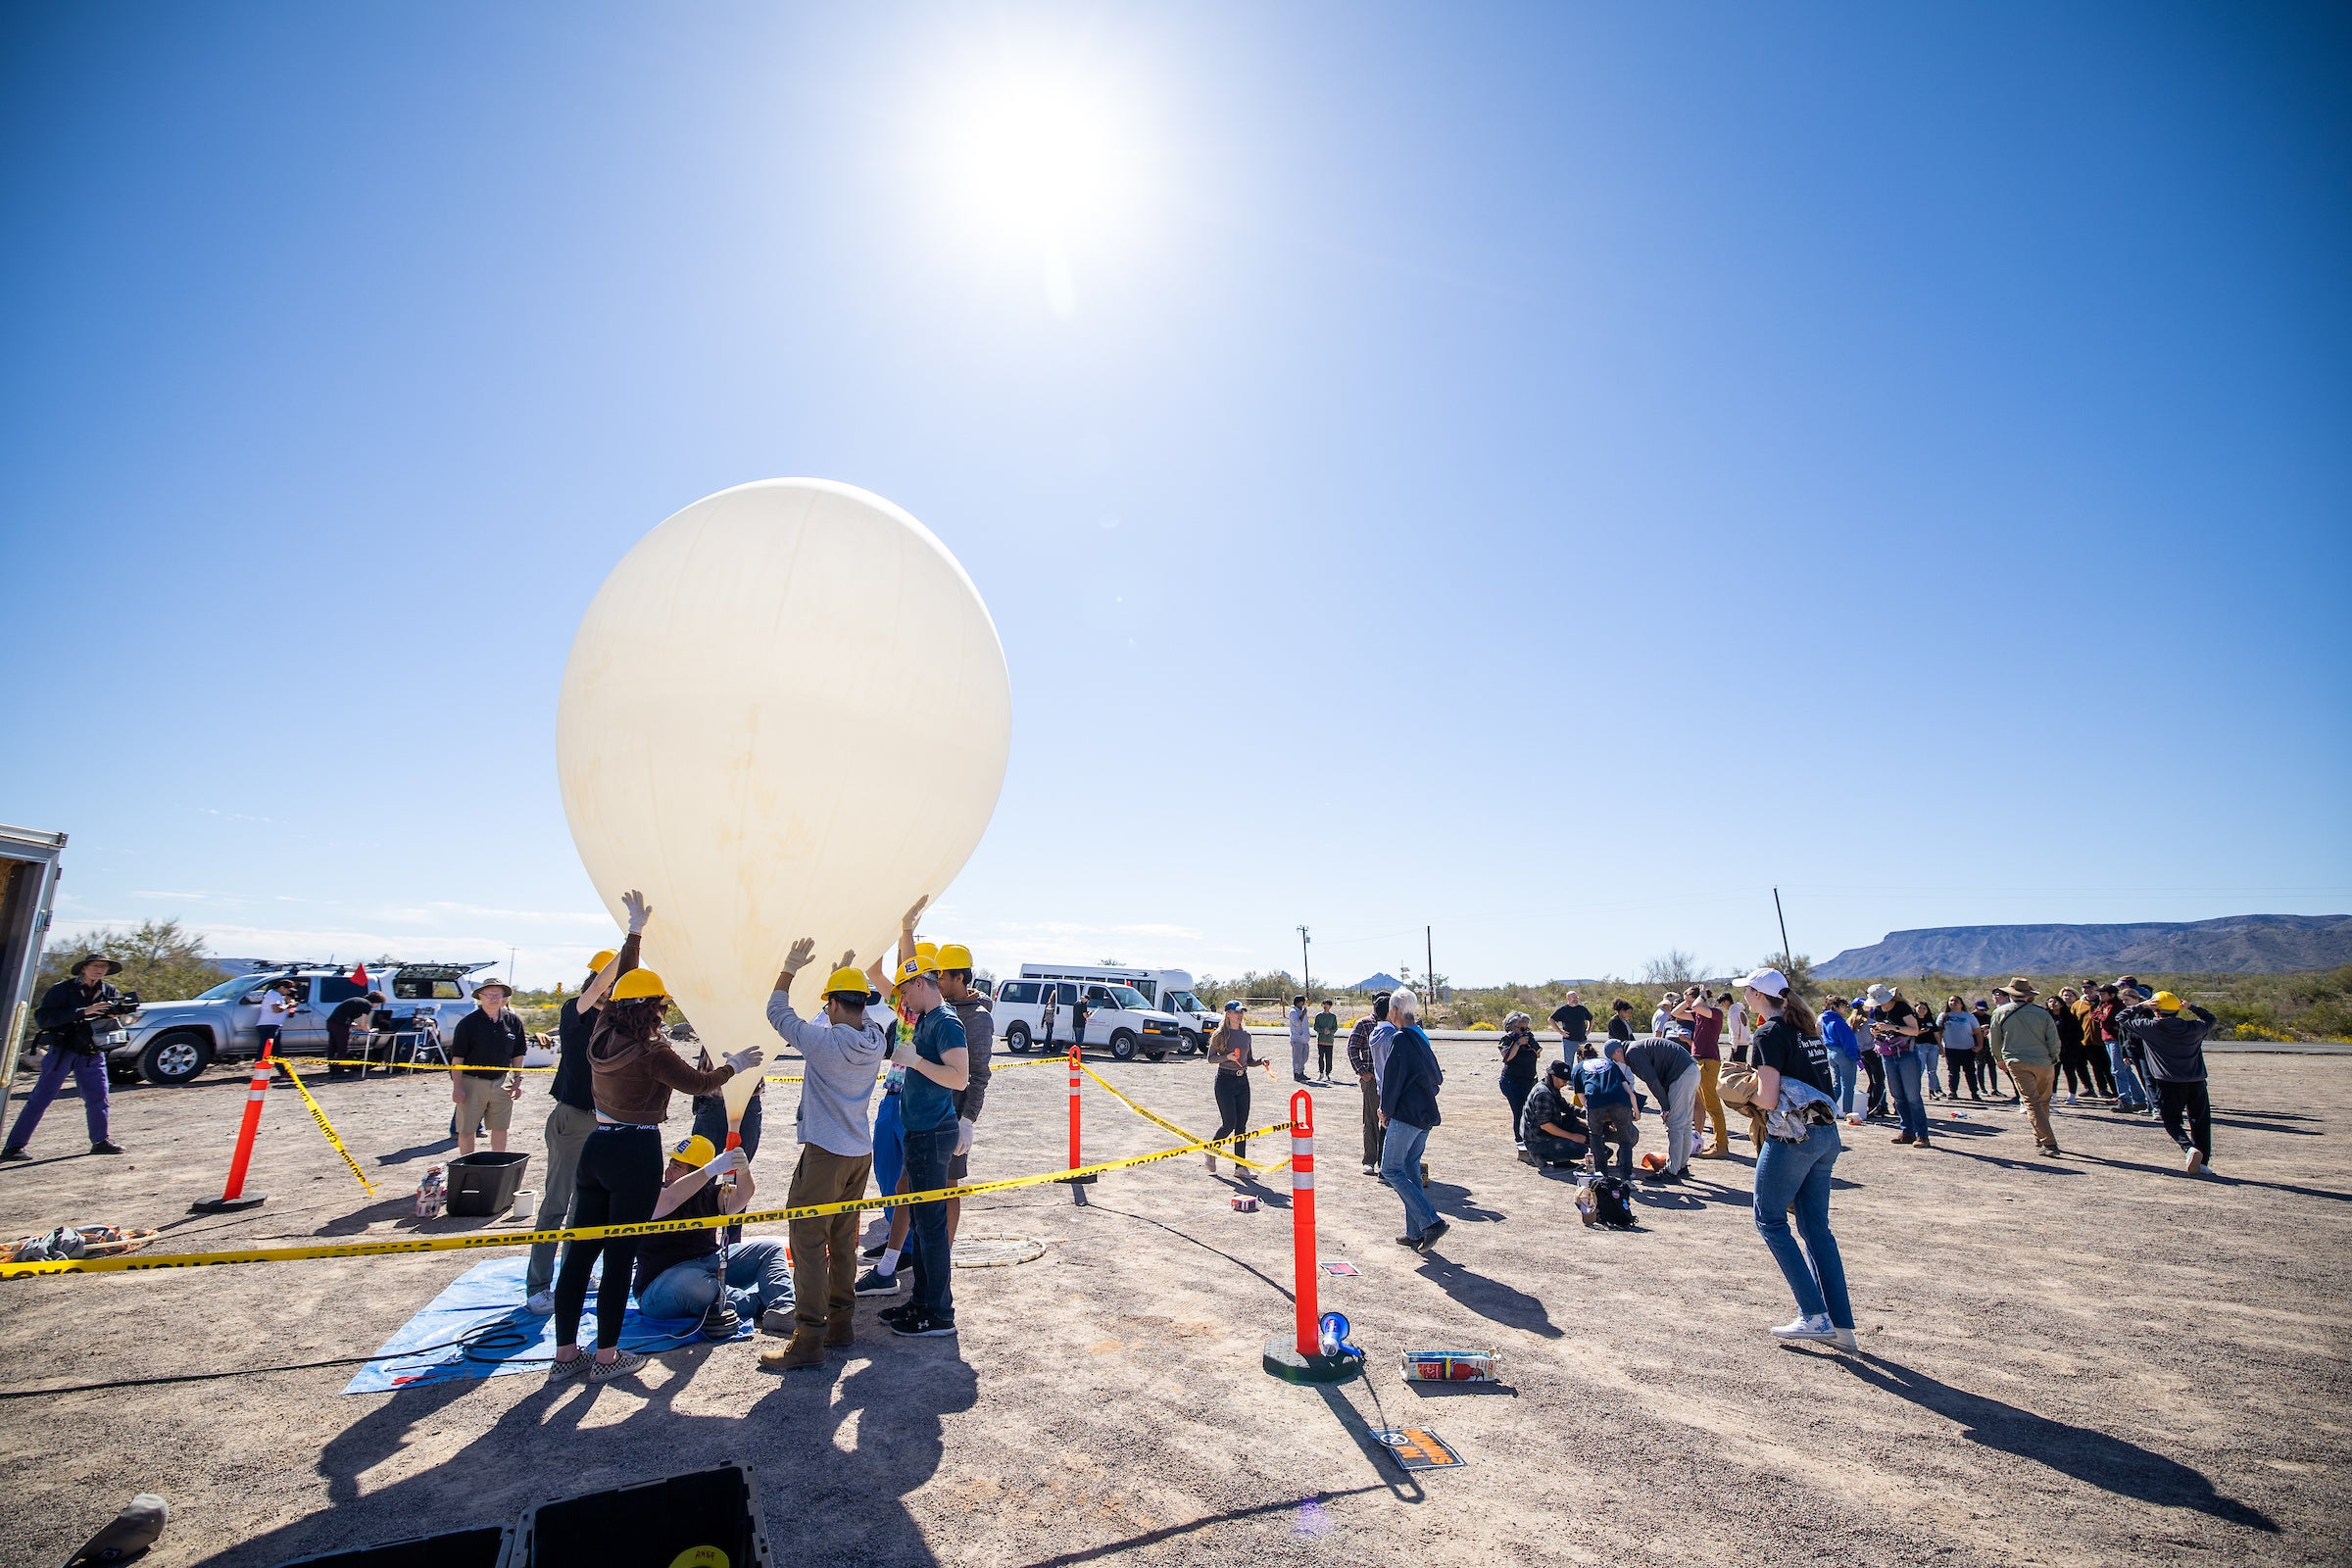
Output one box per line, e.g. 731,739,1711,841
587,1012,734,1124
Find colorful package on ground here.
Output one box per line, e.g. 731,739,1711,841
1399,1348,1496,1382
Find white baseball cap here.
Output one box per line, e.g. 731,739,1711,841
1735,967,1789,1000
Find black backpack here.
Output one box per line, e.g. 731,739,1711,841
1581,1175,1636,1229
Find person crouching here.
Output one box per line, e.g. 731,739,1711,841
1519,1061,1589,1169
632,1134,791,1341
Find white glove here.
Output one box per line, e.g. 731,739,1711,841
706,1148,744,1178
723,1047,764,1075
956,1116,974,1156
622,888,651,934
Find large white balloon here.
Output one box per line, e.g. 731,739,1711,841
556,479,1010,1057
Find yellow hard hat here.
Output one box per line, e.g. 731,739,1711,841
915,941,938,962
2151,990,2184,1013
824,965,881,1003
669,1133,715,1169
587,949,618,974
935,943,973,971
892,954,940,992
612,968,669,1002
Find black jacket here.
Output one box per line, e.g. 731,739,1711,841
35,978,115,1054
1380,1024,1444,1128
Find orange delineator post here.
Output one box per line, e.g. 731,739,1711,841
1291,1088,1318,1356
192,1035,277,1212
1066,1042,1093,1201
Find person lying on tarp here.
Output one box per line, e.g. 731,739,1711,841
1518,1060,1590,1169
631,1133,793,1342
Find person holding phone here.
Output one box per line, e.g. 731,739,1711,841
1206,1000,1272,1173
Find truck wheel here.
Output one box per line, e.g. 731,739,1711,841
1004,1023,1032,1054
1109,1029,1138,1061
137,1030,213,1087
1184,1031,1205,1055
1144,1048,1167,1062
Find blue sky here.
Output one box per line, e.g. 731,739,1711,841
4,3,2347,989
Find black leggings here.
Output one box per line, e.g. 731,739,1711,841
2156,1078,2212,1160
1213,1071,1251,1163
555,1124,662,1349
2059,1049,2099,1097
1943,1047,1982,1098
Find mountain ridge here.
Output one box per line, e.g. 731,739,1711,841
1818,914,2352,978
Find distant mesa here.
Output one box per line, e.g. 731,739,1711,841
1349,972,1404,993
1817,914,2352,978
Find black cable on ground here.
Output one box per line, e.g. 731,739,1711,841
0,1317,704,1400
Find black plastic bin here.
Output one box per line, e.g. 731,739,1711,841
445,1151,531,1216
516,1462,769,1568
280,1524,510,1567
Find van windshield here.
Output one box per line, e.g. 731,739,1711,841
1164,992,1204,1014
1104,985,1151,1009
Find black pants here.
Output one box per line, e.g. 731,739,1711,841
2086,1047,2116,1098
2059,1048,2098,1097
1943,1047,1982,1098
1072,1013,1088,1052
1212,1070,1251,1163
1860,1051,1888,1117
1527,1130,1585,1167
2156,1079,2212,1161
1317,1039,1334,1077
555,1125,662,1349
1500,1075,1535,1143
327,1019,358,1076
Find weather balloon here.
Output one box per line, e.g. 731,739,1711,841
556,479,1011,1058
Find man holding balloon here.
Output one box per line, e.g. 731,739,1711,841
876,953,969,1340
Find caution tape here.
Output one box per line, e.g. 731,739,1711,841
0,1116,1296,1278
299,1058,556,1073
1079,1063,1292,1175
273,1058,376,1199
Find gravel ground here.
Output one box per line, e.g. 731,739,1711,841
0,1042,2344,1567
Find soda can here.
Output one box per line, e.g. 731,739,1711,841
1399,1348,1496,1382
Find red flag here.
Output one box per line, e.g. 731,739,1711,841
350,961,370,990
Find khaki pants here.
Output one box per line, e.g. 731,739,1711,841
1697,1058,1730,1153
2010,1061,2059,1151
787,1146,871,1336
455,1071,514,1132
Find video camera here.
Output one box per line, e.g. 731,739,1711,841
90,991,141,1019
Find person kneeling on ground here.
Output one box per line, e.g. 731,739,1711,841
1518,1061,1589,1169
633,1134,791,1341
1573,1047,1639,1179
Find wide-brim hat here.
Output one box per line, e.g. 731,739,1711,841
1864,984,1893,1006
72,954,123,976
473,978,514,998
2007,977,2037,997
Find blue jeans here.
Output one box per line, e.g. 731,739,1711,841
635,1239,794,1321
871,1091,905,1201
1381,1119,1439,1236
901,1121,956,1321
1885,1051,1930,1140
1913,1038,1940,1092
1830,1052,1859,1116
691,1087,762,1160
6,1048,111,1150
2108,1041,2147,1107
1752,1121,1852,1328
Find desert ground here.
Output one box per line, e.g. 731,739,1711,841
0,1038,2345,1566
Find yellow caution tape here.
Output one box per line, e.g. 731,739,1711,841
1079,1063,1292,1175
0,1116,1295,1278
274,1058,376,1199
300,1058,556,1073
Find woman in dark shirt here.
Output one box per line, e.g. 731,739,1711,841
1741,968,1854,1350
1606,1000,1636,1044
1205,1002,1269,1174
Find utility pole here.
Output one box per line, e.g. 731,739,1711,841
1426,926,1436,1005
1298,925,1311,998
1773,888,1792,968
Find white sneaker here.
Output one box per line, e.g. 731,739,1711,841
1771,1314,1838,1342
2064,1094,2079,1106
2183,1147,2205,1176
525,1291,554,1315
1832,1327,1857,1351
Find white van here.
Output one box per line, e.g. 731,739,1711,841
996,965,1200,1061
1019,965,1217,1053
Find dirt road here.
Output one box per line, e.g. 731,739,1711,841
0,1042,2343,1565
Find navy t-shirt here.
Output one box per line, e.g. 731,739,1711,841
901,1005,967,1133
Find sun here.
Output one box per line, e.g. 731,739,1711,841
943,66,1136,251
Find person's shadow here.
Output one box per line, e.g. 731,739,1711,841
209,1333,974,1565
1833,1352,2277,1531
1412,1255,1561,1339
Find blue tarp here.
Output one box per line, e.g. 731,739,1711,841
340,1254,747,1395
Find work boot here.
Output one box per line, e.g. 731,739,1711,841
825,1308,855,1348
759,1330,826,1371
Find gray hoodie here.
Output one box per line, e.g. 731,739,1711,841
766,992,888,1157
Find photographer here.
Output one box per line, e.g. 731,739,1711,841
3,954,130,1159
